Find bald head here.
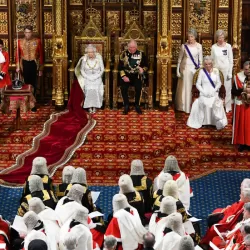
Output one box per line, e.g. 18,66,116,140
143,232,155,248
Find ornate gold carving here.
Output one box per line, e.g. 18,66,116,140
171,13,182,36
16,0,38,32
202,40,212,56
218,13,228,31
173,0,182,7
143,11,157,34
69,0,82,5
44,0,52,5
219,0,229,7
189,0,211,34
86,8,101,31
55,0,62,35
125,10,140,29
69,10,84,35
172,40,181,61
44,12,53,34
44,39,53,62
0,0,7,6
0,12,8,34
2,39,8,50
143,0,156,5
107,11,120,31
162,0,168,36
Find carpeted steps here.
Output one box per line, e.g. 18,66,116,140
52,108,177,184
0,105,250,186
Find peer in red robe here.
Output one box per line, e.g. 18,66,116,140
231,61,250,152
0,39,11,89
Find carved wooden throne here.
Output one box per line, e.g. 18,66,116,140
112,21,154,109
192,68,226,101
69,17,111,108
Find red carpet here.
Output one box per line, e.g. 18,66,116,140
0,98,250,186
0,81,95,186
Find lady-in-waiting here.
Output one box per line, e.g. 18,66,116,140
187,56,228,130
75,44,104,113
175,28,203,113
211,29,233,113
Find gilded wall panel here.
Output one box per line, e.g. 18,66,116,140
143,0,156,5
16,0,38,32
44,0,52,5
172,13,182,36
0,12,8,34
69,10,84,35
219,0,229,8
173,0,182,7
172,40,181,61
218,13,228,31
143,11,157,34
69,0,82,5
0,0,7,6
202,40,212,56
44,12,53,34
44,39,53,62
188,0,211,34
86,8,101,31
2,38,8,50
107,11,120,31
125,10,139,29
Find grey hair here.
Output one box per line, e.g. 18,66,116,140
128,39,137,48
188,28,197,39
241,223,250,234
85,44,97,53
104,235,117,249
244,234,250,244
242,189,250,200
203,56,213,66
244,202,250,212
243,61,250,68
215,29,227,40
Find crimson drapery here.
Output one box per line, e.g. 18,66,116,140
0,80,95,185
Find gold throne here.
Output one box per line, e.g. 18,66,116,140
69,17,111,108
112,21,154,109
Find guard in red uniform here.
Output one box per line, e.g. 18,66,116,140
0,39,11,89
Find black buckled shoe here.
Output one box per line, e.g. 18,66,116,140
135,105,142,115
31,106,37,112
123,105,129,115
238,145,246,152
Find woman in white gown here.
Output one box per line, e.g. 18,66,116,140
175,28,203,113
211,29,233,113
187,56,228,130
75,44,104,113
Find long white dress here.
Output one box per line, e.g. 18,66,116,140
75,53,104,109
175,43,203,113
187,68,228,130
211,43,233,112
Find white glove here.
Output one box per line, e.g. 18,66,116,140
177,64,181,78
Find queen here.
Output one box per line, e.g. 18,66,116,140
187,56,228,130
175,28,203,113
74,44,104,113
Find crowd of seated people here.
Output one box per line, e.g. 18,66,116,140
1,156,250,249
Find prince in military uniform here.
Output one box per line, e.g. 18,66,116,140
119,39,148,114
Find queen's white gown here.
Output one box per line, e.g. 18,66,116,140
75,53,104,109
187,68,228,130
